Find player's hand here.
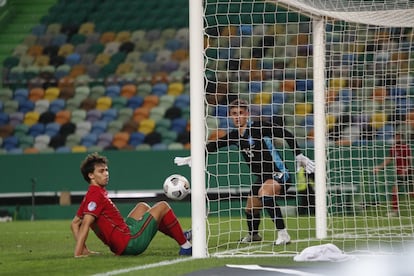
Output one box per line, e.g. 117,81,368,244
295,153,315,174
174,156,192,167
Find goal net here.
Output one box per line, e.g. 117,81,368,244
201,0,414,257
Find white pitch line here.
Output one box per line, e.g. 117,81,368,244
91,257,193,276
226,264,324,276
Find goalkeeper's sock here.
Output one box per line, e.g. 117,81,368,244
262,196,285,230
245,211,261,236
158,209,187,245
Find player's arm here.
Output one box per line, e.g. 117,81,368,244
72,214,95,257
272,125,315,173
373,156,393,173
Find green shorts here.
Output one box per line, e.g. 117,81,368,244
122,213,158,255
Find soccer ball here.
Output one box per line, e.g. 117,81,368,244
163,174,190,200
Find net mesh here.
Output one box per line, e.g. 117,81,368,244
203,0,414,256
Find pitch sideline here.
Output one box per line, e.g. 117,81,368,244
91,257,194,276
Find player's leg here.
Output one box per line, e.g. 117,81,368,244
127,202,151,220
240,181,263,243
150,201,192,255
259,179,291,245
240,195,262,242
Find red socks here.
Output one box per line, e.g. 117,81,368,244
392,185,398,212
158,209,187,245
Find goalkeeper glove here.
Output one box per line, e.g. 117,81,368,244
174,156,192,167
295,153,315,174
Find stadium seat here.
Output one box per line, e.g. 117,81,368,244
152,83,168,96
171,118,188,133
3,136,19,151
120,84,137,99
49,99,66,113
167,82,184,96
101,108,118,122
55,110,71,125
105,84,121,98
3,100,19,113
71,145,87,153
65,133,82,148
9,112,24,126
138,118,156,135
133,107,150,123
29,88,45,102
0,88,13,102
44,87,60,102
19,135,34,149
174,94,190,109
80,133,98,147
149,106,167,122
24,111,40,126
106,95,124,109
96,96,112,111
142,95,159,109
13,123,29,138
28,123,45,137
34,99,49,114
75,121,92,137
97,132,113,148
45,122,61,137
34,134,51,150
112,131,130,149
18,100,35,113
128,131,145,147
13,88,29,103
107,120,123,134
55,146,71,153
91,120,108,136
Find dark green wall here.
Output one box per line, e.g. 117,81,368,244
0,150,192,193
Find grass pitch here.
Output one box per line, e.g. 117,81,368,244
1,214,412,276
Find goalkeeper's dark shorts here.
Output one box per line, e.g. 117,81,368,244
122,213,158,255
251,172,291,196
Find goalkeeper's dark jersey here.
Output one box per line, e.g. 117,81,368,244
206,120,302,180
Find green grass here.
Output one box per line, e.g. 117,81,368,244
0,213,412,275
0,219,317,276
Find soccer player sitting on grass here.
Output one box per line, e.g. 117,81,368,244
71,152,192,257
176,99,315,245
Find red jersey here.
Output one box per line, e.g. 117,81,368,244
390,143,412,176
76,185,130,255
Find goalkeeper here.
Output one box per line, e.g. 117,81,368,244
176,99,315,245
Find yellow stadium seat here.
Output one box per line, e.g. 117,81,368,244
96,96,112,111
24,111,40,126
371,112,387,129
167,82,184,96
44,87,60,101
71,145,87,153
295,103,313,115
138,119,156,135
253,92,272,105
326,114,337,130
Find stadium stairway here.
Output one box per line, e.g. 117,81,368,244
0,0,57,85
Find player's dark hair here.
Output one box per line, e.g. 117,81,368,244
229,99,249,112
80,152,108,183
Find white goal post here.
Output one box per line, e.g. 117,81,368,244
190,0,414,258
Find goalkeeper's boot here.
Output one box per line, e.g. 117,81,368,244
274,229,291,245
240,233,262,243
179,246,192,256
184,229,192,241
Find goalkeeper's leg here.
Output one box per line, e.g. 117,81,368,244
260,179,291,245
240,196,262,243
